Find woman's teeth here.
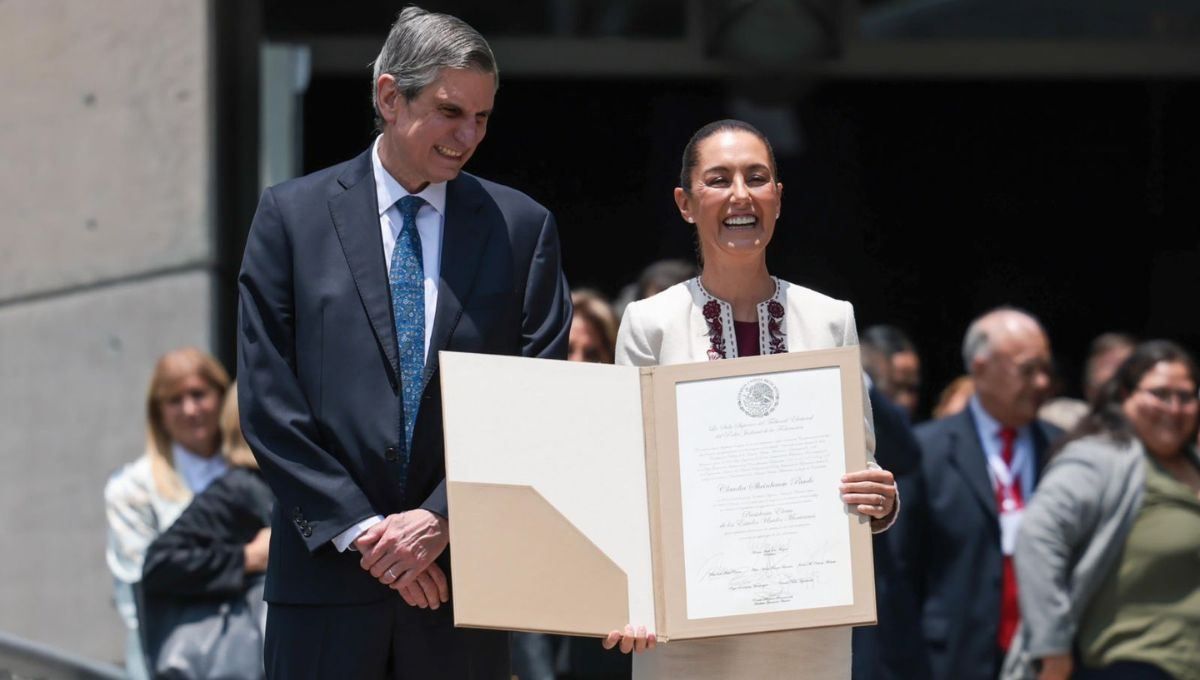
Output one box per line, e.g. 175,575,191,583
723,215,757,227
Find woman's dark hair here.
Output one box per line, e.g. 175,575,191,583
1057,339,1200,452
679,119,778,194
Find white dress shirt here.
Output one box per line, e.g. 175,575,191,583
331,137,448,552
173,443,228,494
373,135,445,365
967,396,1036,501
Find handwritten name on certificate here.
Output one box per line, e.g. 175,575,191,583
674,367,853,620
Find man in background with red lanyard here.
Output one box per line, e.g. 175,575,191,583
891,308,1061,680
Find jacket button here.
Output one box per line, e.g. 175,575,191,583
385,447,399,462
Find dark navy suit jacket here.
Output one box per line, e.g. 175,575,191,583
237,148,572,606
852,387,930,680
893,408,1060,680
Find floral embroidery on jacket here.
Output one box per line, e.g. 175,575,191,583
702,299,727,360
694,277,787,359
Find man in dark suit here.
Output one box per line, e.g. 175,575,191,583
236,8,571,679
853,386,930,680
893,308,1059,680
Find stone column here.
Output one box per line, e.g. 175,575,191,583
0,0,218,662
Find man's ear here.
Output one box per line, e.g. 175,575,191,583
971,356,987,380
376,74,401,125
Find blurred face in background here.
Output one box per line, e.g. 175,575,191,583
1086,346,1134,403
972,320,1052,429
159,372,222,456
884,350,921,417
1122,360,1198,459
569,315,605,363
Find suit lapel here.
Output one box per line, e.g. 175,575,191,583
328,150,400,385
423,174,489,387
947,410,998,521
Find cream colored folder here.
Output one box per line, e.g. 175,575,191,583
440,348,876,641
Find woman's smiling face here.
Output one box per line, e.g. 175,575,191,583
1122,360,1199,459
676,129,782,265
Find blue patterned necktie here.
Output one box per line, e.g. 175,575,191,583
389,194,426,487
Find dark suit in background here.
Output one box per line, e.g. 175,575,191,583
894,408,1060,680
852,387,929,680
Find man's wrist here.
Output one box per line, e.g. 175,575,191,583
332,515,384,552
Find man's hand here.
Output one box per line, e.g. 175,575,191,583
1037,654,1073,680
390,561,450,609
355,509,448,592
243,528,271,574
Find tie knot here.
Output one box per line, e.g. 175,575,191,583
998,427,1016,445
397,195,425,223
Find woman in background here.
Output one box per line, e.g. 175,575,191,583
105,347,231,679
1004,340,1200,680
569,288,620,364
141,384,273,679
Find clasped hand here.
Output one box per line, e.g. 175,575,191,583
355,509,450,610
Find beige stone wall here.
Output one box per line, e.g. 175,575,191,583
0,0,215,663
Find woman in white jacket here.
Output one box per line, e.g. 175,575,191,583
604,119,898,679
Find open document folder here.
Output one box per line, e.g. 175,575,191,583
440,347,876,642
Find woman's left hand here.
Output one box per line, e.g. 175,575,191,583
840,468,896,520
602,625,657,654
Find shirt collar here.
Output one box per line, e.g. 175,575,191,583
968,395,1000,438
967,395,1027,440
171,442,227,494
372,136,447,218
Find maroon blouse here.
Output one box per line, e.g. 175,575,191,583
733,320,761,357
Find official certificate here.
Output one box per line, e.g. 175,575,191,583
675,368,853,619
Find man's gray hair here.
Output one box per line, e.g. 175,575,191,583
961,306,1044,373
370,6,498,128
961,318,992,373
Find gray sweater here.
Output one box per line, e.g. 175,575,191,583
1001,435,1146,680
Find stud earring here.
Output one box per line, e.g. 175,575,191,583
686,217,694,223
